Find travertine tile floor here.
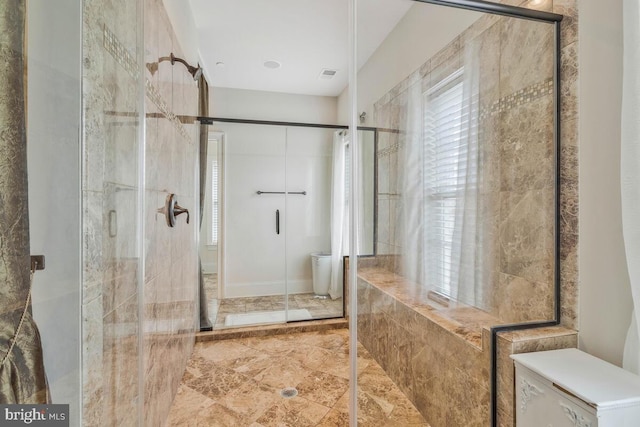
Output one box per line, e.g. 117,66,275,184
204,274,344,329
167,328,429,426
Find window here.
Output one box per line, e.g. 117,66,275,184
209,158,219,245
423,68,473,296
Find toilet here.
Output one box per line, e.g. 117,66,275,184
310,252,331,297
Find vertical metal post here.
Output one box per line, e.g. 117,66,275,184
348,0,359,425
553,20,563,324
136,0,146,424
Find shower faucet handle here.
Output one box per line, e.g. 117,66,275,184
174,202,190,224
157,193,190,227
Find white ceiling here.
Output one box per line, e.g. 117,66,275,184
186,0,413,97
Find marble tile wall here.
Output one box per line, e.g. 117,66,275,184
82,0,199,424
82,0,142,423
353,259,491,422
496,327,578,427
372,0,579,328
143,0,199,424
358,279,489,426
357,274,577,427
360,1,579,427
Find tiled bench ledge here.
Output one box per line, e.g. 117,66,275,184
354,264,577,427
357,266,509,350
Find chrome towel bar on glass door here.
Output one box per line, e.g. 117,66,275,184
256,191,307,195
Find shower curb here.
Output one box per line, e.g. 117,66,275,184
195,318,348,342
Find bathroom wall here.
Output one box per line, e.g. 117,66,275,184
372,7,558,323
27,0,82,422
208,87,339,299
209,86,381,299
211,87,338,124
336,2,479,125
161,0,200,65
353,257,578,427
143,0,199,424
345,0,579,327
219,122,333,298
577,0,632,366
352,0,580,425
357,275,492,426
82,0,199,425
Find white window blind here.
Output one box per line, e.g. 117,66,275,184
423,68,471,297
209,159,219,245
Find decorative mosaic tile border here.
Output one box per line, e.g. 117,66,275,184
376,77,554,157
377,139,402,157
102,25,191,141
479,78,554,120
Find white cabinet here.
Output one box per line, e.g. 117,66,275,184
511,349,640,427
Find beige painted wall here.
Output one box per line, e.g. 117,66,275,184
211,86,338,124
162,0,201,65
336,3,480,125
578,0,633,366
204,87,338,282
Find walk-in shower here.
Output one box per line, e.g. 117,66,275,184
13,0,580,425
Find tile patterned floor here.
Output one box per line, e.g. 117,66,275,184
203,274,344,330
167,329,429,426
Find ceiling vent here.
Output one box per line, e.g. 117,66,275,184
319,68,338,80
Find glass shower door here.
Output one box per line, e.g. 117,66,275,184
220,123,288,327
285,127,340,321
216,122,353,327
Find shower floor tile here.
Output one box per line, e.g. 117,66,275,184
203,274,344,330
167,329,430,427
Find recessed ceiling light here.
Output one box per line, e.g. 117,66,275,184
216,61,225,67
263,60,281,69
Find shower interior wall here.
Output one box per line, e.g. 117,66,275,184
374,10,557,324
209,88,340,299
81,0,199,424
218,122,334,298
351,1,580,426
339,0,579,328
209,88,376,300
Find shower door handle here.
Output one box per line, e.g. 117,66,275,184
276,209,280,235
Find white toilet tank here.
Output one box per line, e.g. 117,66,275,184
310,252,331,296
